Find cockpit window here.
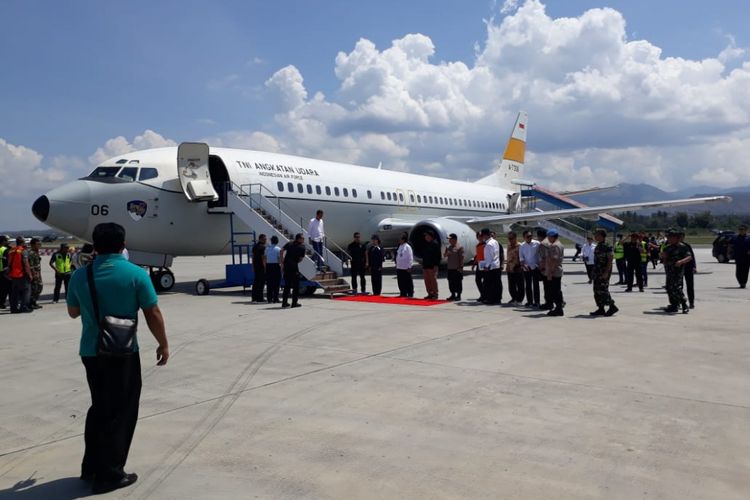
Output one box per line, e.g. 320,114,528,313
117,167,139,181
139,168,158,181
115,159,128,164
87,166,121,178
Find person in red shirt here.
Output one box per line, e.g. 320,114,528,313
8,236,33,313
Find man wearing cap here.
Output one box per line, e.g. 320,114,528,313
590,229,618,316
660,228,692,314
732,224,750,288
444,233,464,301
544,229,565,316
479,228,501,304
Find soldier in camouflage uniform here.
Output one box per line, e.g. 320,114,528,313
28,238,43,309
590,229,619,316
660,228,692,314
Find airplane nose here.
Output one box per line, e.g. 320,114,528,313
32,195,50,222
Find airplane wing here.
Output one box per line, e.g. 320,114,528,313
557,185,617,196
466,196,731,225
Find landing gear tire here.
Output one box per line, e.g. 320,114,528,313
151,269,175,292
195,279,210,296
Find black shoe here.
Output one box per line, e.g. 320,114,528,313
547,309,564,317
446,295,455,301
92,473,138,494
740,284,746,289
455,295,461,301
80,471,95,482
625,288,632,293
0,304,6,309
605,305,619,317
291,303,302,308
540,304,552,310
31,303,42,309
589,308,606,316
689,303,695,309
681,303,689,314
524,302,532,307
663,305,679,313
281,303,290,308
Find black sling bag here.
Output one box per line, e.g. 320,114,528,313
86,264,137,356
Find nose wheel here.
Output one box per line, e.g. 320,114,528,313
150,267,175,292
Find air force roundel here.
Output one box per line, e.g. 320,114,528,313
127,200,148,221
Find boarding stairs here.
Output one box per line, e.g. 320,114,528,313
535,212,588,247
520,184,623,231
226,183,352,296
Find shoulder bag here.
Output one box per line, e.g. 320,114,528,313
87,264,137,356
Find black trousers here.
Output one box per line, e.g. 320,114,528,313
0,276,9,306
54,273,71,302
548,276,563,310
523,269,540,305
265,263,281,302
81,354,142,481
282,269,300,305
626,261,643,290
252,266,266,302
475,271,484,300
370,269,382,295
539,269,551,307
447,269,463,297
396,269,413,297
483,269,501,304
10,277,31,312
684,269,695,306
497,270,504,301
736,260,750,287
507,272,524,302
615,259,627,283
584,264,594,281
351,265,366,293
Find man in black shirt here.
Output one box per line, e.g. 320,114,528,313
421,231,441,299
623,233,644,292
347,232,367,294
251,234,267,303
367,235,384,295
281,233,305,308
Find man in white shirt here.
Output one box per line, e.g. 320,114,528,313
395,233,414,297
581,235,596,284
479,228,501,304
307,210,325,270
519,230,540,308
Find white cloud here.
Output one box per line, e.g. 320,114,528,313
236,0,750,192
88,130,176,165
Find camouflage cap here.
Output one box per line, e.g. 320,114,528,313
665,227,680,236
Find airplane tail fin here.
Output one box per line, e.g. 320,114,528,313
475,111,528,191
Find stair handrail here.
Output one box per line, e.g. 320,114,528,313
230,182,351,274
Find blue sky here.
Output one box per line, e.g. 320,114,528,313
1,0,749,229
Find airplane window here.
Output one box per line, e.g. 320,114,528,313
325,186,331,195
297,183,303,193
367,190,372,199
387,192,392,201
117,167,138,181
139,168,158,181
381,192,385,200
343,188,348,197
417,195,421,203
287,182,294,192
277,182,284,192
87,166,121,178
316,185,322,195
410,194,415,203
352,189,358,198
393,192,397,201
398,193,404,202
307,184,312,194
429,196,433,203
334,187,340,196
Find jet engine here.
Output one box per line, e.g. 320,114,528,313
409,218,477,264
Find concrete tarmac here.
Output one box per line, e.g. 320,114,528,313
1,248,749,499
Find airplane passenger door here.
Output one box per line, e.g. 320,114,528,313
177,142,219,202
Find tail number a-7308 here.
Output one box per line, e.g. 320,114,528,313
91,204,109,216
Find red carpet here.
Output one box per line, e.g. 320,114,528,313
333,294,448,306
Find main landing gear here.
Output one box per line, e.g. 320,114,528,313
149,267,175,292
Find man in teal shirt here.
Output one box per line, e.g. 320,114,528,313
67,223,169,495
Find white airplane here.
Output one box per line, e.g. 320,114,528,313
32,112,729,291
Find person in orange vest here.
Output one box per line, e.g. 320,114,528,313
49,242,73,303
8,236,33,313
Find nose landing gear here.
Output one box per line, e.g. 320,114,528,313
149,267,175,292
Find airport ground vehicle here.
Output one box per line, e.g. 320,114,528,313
712,231,735,263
